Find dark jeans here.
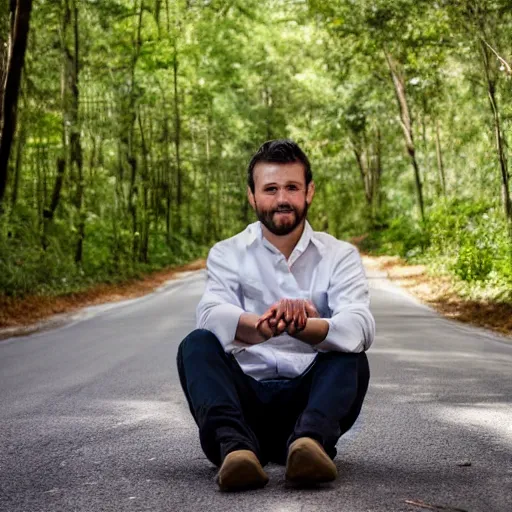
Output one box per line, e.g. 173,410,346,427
176,329,370,467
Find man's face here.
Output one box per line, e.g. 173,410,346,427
248,161,315,236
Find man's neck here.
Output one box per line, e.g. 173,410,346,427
261,221,305,260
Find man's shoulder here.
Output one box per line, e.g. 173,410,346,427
312,229,360,257
210,223,257,257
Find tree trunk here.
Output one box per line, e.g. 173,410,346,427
125,0,143,260
42,157,65,249
384,49,425,222
351,126,382,225
172,38,182,232
10,115,24,208
0,0,16,130
0,0,33,210
352,143,372,207
435,119,447,197
59,0,84,262
205,112,214,242
480,40,512,236
163,106,172,245
66,0,85,265
264,84,273,140
371,127,382,220
137,109,150,263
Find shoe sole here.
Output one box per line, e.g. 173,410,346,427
286,438,337,485
217,450,269,491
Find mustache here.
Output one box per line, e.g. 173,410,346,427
273,206,294,213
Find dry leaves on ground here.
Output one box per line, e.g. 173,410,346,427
364,255,512,337
0,259,206,329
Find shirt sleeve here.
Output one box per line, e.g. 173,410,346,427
195,242,245,350
314,245,375,353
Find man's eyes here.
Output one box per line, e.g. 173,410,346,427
264,186,299,192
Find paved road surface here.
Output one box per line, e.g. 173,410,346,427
1,270,511,512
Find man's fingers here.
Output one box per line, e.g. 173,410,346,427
287,321,297,335
276,318,287,334
261,326,273,339
257,299,316,334
256,318,274,339
275,301,287,322
288,300,297,323
297,311,306,330
255,314,270,328
292,301,306,330
285,299,293,323
261,321,274,339
304,300,320,318
256,306,278,327
301,301,309,327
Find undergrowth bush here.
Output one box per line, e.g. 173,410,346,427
426,199,511,287
0,210,207,297
361,198,511,301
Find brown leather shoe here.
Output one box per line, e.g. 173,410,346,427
285,437,337,485
216,450,269,491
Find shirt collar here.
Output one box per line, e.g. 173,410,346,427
244,220,325,256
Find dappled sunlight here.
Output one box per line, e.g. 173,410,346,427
263,504,302,512
370,382,401,390
433,404,512,447
106,398,193,430
370,346,512,372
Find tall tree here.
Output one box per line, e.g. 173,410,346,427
0,0,33,209
445,0,512,235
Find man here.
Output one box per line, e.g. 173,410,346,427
177,139,375,491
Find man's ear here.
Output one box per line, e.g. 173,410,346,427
247,186,256,210
306,181,315,205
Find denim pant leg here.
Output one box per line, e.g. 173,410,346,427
290,351,370,459
254,378,311,465
176,329,262,466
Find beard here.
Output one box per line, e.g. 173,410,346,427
255,200,309,236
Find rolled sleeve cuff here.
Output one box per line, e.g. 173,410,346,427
314,311,372,353
199,303,244,349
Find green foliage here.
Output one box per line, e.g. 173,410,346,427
359,215,429,258
424,199,512,299
427,200,511,283
0,209,207,297
454,232,494,282
1,0,512,304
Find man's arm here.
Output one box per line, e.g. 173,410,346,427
290,246,375,352
291,318,329,346
235,313,272,345
196,244,271,349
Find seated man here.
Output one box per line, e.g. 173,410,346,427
177,139,375,491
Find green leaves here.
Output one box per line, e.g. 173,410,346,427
1,0,511,299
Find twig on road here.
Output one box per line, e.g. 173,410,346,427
405,498,468,512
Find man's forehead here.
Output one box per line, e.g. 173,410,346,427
253,161,305,185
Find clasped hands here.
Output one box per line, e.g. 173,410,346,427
255,298,320,339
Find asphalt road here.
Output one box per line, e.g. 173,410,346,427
1,270,511,512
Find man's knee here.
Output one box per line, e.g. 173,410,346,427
317,350,366,365
177,328,224,363
316,350,370,379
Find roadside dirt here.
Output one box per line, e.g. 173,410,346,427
0,260,206,332
363,255,512,337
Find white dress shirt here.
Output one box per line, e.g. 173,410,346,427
196,220,375,381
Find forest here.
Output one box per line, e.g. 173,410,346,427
1,0,511,304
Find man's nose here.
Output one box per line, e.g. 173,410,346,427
276,188,290,203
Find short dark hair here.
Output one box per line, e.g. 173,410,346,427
247,139,312,193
